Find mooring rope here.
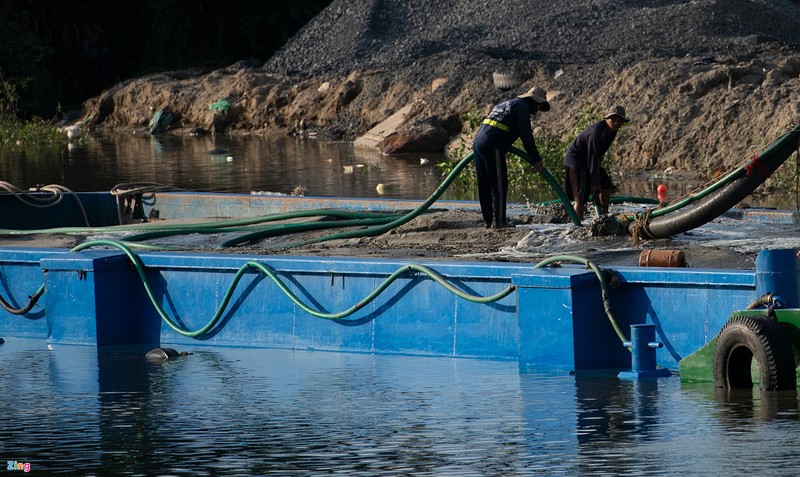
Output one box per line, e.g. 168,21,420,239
0,181,91,227
628,208,655,242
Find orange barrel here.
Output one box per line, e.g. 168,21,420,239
638,249,687,267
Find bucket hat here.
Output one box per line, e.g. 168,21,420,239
518,86,551,111
604,105,630,122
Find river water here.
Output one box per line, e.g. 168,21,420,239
1,132,454,200
3,133,800,475
5,131,792,207
2,338,800,476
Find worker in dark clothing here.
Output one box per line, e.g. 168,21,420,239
472,86,551,229
564,105,630,219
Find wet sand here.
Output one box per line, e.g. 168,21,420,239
2,205,793,271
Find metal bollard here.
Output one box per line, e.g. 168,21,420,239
618,324,672,379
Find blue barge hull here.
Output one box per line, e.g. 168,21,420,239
0,246,761,372
0,191,791,373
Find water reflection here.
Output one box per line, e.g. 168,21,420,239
96,347,153,471
519,372,800,476
2,132,795,207
711,385,799,422
3,339,800,475
3,133,453,200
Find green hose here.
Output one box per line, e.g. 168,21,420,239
0,209,403,236
280,147,587,249
5,240,624,351
278,152,478,249
507,146,582,225
218,216,397,248
70,239,516,338
68,241,619,346
122,214,399,244
534,254,628,345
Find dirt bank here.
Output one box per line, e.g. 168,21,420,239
81,0,800,175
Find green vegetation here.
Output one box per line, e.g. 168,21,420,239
438,105,610,203
0,74,64,148
0,116,65,148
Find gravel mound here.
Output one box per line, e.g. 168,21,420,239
266,0,800,82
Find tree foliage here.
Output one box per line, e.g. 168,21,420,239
0,0,332,119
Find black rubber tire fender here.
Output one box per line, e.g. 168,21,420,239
713,314,796,391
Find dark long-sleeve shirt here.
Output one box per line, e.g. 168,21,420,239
473,98,542,165
563,120,617,186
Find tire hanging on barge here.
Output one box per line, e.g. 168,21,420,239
712,314,796,391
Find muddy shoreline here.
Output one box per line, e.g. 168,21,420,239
81,0,800,180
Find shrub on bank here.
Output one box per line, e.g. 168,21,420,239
0,115,65,148
0,77,65,148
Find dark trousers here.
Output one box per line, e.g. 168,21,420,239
564,166,588,202
473,145,508,227
565,166,613,202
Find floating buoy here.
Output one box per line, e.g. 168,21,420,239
376,183,393,194
343,164,365,174
657,184,668,203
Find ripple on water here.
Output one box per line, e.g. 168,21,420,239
2,339,800,475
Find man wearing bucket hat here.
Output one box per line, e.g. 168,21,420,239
472,86,551,229
563,105,630,219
